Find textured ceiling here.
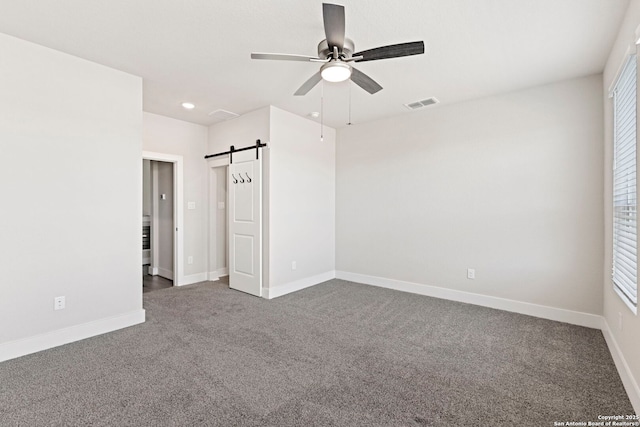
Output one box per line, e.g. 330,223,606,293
0,0,630,128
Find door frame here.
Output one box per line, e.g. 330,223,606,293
143,151,184,286
208,156,230,281
208,163,228,281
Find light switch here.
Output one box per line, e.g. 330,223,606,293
218,202,225,210
161,194,166,200
188,202,196,210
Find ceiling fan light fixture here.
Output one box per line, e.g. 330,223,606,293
320,62,352,83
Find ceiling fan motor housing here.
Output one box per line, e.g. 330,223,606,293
318,38,355,59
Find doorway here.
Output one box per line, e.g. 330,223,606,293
147,160,174,290
209,165,228,280
142,151,184,288
207,147,265,297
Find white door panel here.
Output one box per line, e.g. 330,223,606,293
233,234,254,275
229,151,262,297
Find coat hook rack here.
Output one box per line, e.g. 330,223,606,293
245,173,252,183
232,174,238,184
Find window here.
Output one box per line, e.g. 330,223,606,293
612,54,638,313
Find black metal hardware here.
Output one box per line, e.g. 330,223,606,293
231,174,238,184
245,173,252,183
204,139,266,163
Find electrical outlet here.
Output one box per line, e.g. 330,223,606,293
54,296,65,310
188,256,193,265
467,268,475,280
291,261,297,271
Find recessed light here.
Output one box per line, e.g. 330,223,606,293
181,102,195,110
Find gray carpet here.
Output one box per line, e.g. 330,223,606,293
0,279,634,426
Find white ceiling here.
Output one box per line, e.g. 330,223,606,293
0,0,630,128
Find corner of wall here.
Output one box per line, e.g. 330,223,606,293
601,317,640,415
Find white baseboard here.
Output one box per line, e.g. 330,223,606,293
180,272,208,286
335,271,602,329
263,270,336,299
148,266,158,276
157,267,173,280
601,319,640,415
208,268,229,282
0,309,146,363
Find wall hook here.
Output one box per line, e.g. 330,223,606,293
239,174,245,183
245,172,252,183
232,174,238,184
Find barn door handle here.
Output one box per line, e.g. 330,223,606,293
245,173,252,183
231,174,238,184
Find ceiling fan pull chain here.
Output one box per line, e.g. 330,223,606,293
348,81,352,126
320,80,324,142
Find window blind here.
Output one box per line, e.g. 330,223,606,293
613,55,638,309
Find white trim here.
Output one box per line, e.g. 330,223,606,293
206,156,230,168
181,272,208,286
608,46,636,97
157,267,173,281
0,309,145,363
263,271,336,299
335,271,602,329
208,268,229,281
143,151,184,286
601,318,640,415
148,266,158,276
614,285,638,315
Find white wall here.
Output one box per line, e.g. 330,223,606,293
268,107,336,292
603,0,640,413
208,106,336,294
143,112,208,282
142,159,151,216
337,75,604,315
208,107,270,154
208,107,271,281
0,33,144,360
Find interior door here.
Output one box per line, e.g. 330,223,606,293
228,151,262,296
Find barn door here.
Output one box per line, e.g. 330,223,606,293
228,151,262,297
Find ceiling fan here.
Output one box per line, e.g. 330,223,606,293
251,3,425,96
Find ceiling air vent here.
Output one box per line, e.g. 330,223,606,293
208,109,239,123
404,97,439,110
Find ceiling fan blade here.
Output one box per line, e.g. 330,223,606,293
322,3,345,51
351,68,382,94
251,52,321,62
354,41,424,62
294,72,323,96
